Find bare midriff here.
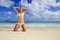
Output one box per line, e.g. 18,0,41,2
17,16,24,23
17,12,24,23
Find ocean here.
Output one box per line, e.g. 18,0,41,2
0,21,60,24
0,21,60,29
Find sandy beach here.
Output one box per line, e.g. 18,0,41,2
0,29,60,40
0,24,60,40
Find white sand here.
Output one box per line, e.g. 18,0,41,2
0,29,60,40
0,24,60,40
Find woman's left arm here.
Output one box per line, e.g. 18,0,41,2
23,8,28,12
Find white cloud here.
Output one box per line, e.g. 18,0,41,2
20,0,60,21
8,11,12,15
20,0,29,7
0,0,14,8
43,0,60,7
42,10,60,19
3,11,12,15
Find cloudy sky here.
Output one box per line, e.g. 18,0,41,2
0,0,60,21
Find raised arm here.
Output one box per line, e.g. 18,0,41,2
23,8,28,12
13,7,19,13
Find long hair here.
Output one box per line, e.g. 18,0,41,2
18,10,20,12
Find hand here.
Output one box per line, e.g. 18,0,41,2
26,8,28,11
24,8,28,12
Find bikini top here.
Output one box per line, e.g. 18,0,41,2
17,12,24,18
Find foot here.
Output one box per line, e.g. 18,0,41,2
13,30,17,32
22,30,26,32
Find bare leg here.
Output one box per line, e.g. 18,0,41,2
21,24,26,32
13,24,19,32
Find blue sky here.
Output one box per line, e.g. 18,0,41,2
0,0,60,21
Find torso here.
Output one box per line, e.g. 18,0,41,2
17,12,24,23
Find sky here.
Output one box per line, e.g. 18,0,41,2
0,0,60,21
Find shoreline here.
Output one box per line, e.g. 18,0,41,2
0,23,60,29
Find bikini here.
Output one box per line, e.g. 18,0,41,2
16,12,24,25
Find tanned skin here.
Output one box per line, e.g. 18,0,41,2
13,6,28,32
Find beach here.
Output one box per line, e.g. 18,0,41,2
0,23,60,29
0,29,60,40
0,23,60,40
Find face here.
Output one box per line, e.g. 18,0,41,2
20,6,23,12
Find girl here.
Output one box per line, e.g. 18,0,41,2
13,6,28,32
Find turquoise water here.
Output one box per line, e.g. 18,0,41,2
25,21,60,24
0,21,60,24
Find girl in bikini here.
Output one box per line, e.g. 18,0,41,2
13,6,28,32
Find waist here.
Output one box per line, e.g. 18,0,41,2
17,19,24,22
17,16,24,22
17,21,24,23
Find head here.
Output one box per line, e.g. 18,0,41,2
19,6,23,12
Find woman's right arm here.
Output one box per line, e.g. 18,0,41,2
13,7,19,13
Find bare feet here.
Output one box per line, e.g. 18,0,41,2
22,30,26,32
